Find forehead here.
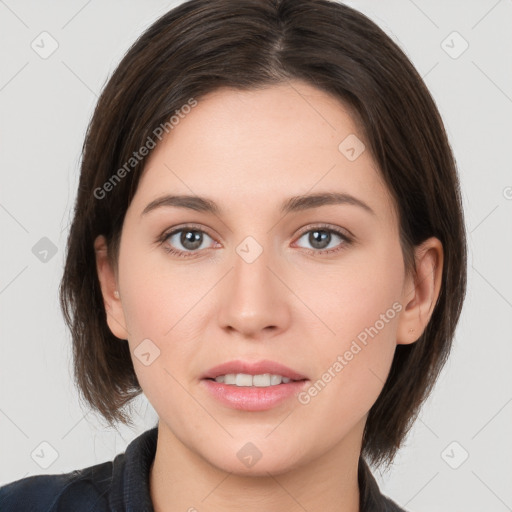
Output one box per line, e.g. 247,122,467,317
130,81,396,224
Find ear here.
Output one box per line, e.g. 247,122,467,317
94,234,129,340
396,237,443,345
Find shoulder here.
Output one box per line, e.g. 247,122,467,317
0,426,158,512
358,457,409,512
0,459,115,512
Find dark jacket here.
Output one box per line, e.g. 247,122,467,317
0,426,407,511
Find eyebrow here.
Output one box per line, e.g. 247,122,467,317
141,192,376,217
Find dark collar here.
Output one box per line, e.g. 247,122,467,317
108,426,158,511
108,426,406,512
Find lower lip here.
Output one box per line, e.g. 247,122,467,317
201,379,309,411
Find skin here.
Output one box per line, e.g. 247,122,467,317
95,80,443,512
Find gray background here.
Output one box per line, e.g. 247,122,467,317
1,1,511,510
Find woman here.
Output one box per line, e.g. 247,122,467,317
0,0,467,510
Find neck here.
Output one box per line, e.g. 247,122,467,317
149,420,363,512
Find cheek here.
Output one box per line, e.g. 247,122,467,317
297,240,404,347
118,240,204,339
116,242,210,392
296,242,404,410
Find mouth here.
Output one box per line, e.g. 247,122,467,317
205,373,304,387
200,360,309,411
201,359,308,384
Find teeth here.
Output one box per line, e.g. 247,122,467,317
224,374,235,384
270,374,281,385
213,373,293,386
253,374,272,387
235,373,253,386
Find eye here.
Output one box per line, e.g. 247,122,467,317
293,225,352,255
160,225,218,257
158,223,353,258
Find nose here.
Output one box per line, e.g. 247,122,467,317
216,239,291,340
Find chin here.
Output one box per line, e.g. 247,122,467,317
204,445,305,477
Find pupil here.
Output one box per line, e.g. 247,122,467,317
181,230,202,250
310,230,330,249
178,230,331,251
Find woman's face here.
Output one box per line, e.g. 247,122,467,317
97,81,422,475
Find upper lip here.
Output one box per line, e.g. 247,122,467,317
201,359,308,381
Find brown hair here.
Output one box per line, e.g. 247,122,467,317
59,0,467,468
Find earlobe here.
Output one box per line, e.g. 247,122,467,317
94,235,129,340
396,237,443,345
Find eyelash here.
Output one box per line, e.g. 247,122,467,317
157,223,353,258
